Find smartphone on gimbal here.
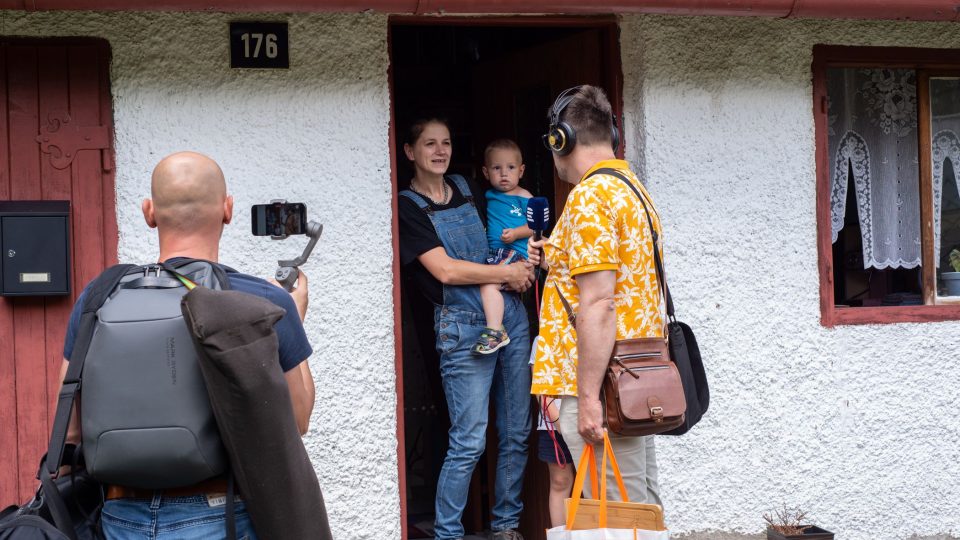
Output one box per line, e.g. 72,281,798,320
251,202,307,237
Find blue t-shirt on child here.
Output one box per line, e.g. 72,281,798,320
485,190,530,258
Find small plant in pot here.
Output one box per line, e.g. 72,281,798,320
944,249,960,297
763,505,834,540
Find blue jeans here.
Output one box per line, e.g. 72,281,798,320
101,494,257,540
433,296,532,540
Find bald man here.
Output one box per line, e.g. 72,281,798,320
57,152,314,539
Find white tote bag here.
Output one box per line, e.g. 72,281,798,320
547,433,669,540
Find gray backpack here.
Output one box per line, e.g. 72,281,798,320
49,260,230,490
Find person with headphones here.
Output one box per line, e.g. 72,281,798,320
530,85,665,507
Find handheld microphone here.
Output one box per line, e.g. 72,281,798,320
525,196,550,241
526,196,550,316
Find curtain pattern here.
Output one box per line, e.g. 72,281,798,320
828,68,921,269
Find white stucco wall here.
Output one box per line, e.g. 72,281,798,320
620,15,960,540
1,10,398,539
5,8,960,540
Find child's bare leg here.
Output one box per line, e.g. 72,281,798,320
547,462,575,527
479,283,505,329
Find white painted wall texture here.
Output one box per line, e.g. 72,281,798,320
1,10,398,540
4,8,960,540
620,15,960,540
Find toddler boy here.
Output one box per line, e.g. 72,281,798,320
473,139,533,354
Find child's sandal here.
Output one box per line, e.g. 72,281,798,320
472,327,511,355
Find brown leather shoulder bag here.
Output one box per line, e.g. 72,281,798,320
556,289,686,436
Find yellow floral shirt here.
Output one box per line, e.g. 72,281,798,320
531,160,665,397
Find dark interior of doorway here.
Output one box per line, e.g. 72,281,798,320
393,21,618,540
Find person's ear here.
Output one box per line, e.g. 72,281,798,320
404,143,415,162
223,195,234,225
482,165,490,180
142,199,157,229
518,164,526,178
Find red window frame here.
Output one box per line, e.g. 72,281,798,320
814,44,960,326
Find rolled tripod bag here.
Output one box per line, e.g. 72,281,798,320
180,286,332,540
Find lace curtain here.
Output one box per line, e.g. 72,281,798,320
828,68,921,269
931,113,960,263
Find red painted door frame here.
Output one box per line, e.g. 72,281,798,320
387,16,623,539
0,37,117,506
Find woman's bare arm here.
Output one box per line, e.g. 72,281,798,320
418,246,532,291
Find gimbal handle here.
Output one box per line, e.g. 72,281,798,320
275,221,323,292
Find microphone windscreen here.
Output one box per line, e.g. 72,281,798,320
525,196,550,232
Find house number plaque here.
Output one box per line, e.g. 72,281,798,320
230,22,289,69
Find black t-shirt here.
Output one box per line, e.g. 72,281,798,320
398,176,487,305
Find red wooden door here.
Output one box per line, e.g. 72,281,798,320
0,38,117,507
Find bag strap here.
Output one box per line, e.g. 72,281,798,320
590,168,675,319
565,434,631,531
225,474,236,540
551,168,675,327
160,258,232,291
46,264,137,477
161,259,238,539
566,445,594,530
38,457,78,540
599,432,629,528
554,283,576,327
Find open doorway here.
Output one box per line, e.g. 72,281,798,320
390,18,622,540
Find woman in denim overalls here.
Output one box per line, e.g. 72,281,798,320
398,119,533,540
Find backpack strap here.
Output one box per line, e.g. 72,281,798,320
160,258,238,539
225,474,237,540
163,258,232,291
46,264,137,478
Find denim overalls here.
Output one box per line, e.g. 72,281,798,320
401,175,532,539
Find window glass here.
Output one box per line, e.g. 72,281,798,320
930,77,960,297
828,68,922,307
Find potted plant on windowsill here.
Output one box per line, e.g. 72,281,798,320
943,249,960,297
764,506,834,540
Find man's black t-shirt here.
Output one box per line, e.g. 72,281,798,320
398,176,487,305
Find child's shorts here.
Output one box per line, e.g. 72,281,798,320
486,248,525,266
538,429,574,465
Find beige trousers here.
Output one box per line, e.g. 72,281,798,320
557,396,663,507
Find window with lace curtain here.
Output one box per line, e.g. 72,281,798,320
815,45,960,326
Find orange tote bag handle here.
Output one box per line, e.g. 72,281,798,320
565,432,631,530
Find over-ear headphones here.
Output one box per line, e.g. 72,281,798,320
542,85,620,156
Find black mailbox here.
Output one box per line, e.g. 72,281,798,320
0,201,71,296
